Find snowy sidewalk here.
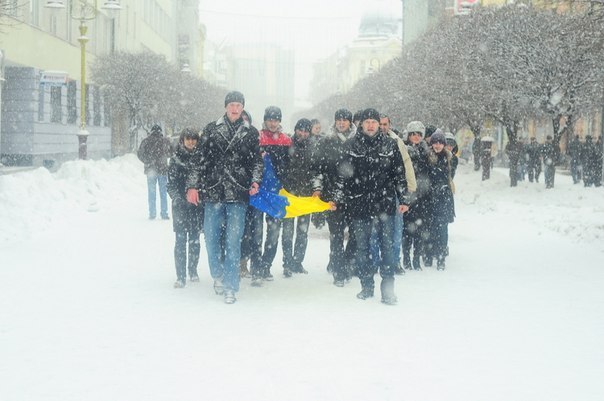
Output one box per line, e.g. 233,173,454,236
1,156,603,401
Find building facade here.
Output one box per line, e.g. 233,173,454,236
310,0,403,105
0,0,203,166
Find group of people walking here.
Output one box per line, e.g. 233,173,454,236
502,134,603,189
138,91,457,305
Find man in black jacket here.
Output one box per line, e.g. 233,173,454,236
281,118,317,277
336,108,409,305
186,91,263,304
312,108,357,287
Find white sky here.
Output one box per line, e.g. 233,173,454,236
199,0,373,58
199,0,402,106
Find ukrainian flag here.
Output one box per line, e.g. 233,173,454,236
250,154,331,219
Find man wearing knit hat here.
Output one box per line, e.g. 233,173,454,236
186,90,263,304
335,108,410,305
257,105,292,285
312,108,357,287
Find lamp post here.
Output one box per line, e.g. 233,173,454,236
45,0,121,159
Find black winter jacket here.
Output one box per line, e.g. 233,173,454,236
137,132,173,175
312,126,356,202
282,134,316,196
427,149,455,224
187,115,263,203
168,143,204,233
336,130,408,219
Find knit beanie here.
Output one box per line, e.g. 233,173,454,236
264,106,282,122
224,91,245,107
430,130,446,145
405,121,425,136
360,108,380,122
334,108,352,122
294,118,312,132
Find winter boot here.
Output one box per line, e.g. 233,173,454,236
437,257,446,271
356,286,374,300
224,290,236,304
240,258,250,278
283,267,293,278
213,277,224,295
394,263,405,275
173,279,186,289
380,277,397,305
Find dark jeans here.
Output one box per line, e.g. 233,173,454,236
351,214,395,291
241,206,263,273
326,208,355,281
282,215,310,269
509,162,518,187
570,159,581,184
260,215,283,273
544,164,555,188
430,221,449,263
174,230,201,282
527,162,541,182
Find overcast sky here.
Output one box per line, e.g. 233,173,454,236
199,0,376,58
198,0,402,112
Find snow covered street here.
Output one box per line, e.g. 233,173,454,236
1,155,603,401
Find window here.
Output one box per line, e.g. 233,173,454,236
30,0,40,26
67,81,77,124
50,86,62,123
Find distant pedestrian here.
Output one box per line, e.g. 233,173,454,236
480,136,495,181
525,137,542,183
505,139,523,187
137,124,173,220
426,131,455,270
567,135,582,184
542,135,559,189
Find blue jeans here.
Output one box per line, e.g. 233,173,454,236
370,208,403,267
352,214,395,291
146,174,168,218
204,202,247,292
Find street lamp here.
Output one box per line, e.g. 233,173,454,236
45,0,122,160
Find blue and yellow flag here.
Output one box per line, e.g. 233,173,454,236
250,154,331,219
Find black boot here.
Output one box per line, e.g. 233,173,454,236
437,257,445,271
394,262,405,275
356,286,374,300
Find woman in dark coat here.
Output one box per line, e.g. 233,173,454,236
167,128,204,288
426,131,455,270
